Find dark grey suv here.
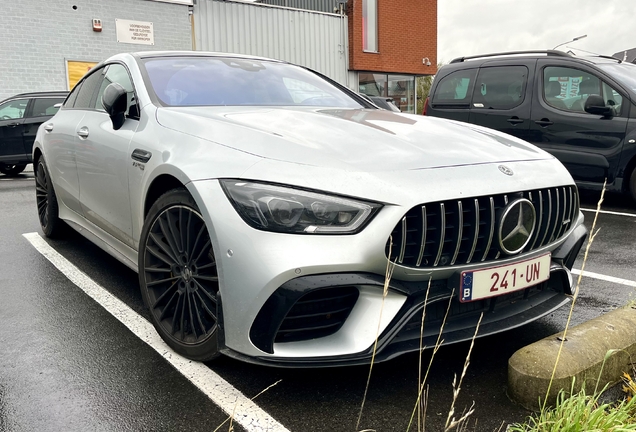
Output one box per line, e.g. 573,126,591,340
0,91,67,175
424,50,636,201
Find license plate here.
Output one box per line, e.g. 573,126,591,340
460,253,551,302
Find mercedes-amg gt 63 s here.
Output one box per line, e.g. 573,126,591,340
33,52,588,366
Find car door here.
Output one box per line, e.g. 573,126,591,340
0,98,29,164
468,61,535,143
44,72,103,215
23,96,65,162
528,61,629,185
75,63,140,248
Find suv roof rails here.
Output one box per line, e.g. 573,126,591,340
450,50,572,64
592,54,623,63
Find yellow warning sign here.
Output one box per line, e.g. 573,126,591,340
66,60,99,90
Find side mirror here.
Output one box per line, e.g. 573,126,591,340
102,82,127,130
584,94,613,118
53,103,62,109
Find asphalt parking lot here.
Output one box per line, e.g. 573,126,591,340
1,167,635,432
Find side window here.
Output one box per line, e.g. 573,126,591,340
30,98,66,117
602,82,623,116
543,67,601,113
64,83,82,108
432,69,477,104
74,69,105,109
94,64,137,117
472,66,528,110
0,99,29,120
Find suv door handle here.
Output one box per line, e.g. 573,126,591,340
44,123,54,133
77,126,89,139
507,117,524,125
8,122,20,128
535,119,554,127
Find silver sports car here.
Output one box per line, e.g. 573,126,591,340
34,52,588,366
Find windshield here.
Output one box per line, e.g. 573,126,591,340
597,62,636,93
143,57,363,108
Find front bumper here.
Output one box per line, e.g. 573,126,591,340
186,167,588,367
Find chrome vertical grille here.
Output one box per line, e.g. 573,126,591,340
385,186,579,269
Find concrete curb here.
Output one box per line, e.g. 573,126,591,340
508,303,636,410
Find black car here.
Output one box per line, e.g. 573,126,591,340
0,91,68,175
424,50,636,201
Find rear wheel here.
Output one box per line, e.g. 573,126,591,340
139,188,221,361
630,167,636,202
35,158,65,238
0,163,26,176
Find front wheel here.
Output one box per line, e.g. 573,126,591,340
0,163,26,176
139,188,221,361
35,158,66,238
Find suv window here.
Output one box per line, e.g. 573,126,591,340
0,98,29,120
94,63,137,117
472,66,527,110
31,98,65,117
543,66,623,115
432,69,476,104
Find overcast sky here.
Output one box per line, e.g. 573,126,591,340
437,0,636,64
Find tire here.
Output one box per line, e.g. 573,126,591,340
139,188,221,361
0,163,27,176
35,158,66,238
630,167,636,203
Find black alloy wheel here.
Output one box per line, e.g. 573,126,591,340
139,189,221,361
0,163,27,176
630,167,636,203
35,158,64,238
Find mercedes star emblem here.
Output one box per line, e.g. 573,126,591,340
498,198,536,255
498,165,514,176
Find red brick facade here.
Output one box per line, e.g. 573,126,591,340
347,0,437,75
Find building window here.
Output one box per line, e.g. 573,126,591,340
362,0,378,52
359,73,416,113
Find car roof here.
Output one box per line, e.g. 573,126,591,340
447,50,623,68
131,50,286,64
1,91,69,103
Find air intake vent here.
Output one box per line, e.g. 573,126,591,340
386,186,579,268
275,287,359,343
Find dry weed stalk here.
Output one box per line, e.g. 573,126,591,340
541,182,606,411
443,313,483,431
406,289,455,432
356,237,396,431
213,379,283,432
417,278,433,432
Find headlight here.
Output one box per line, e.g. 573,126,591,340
220,180,382,234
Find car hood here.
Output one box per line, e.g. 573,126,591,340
155,106,551,172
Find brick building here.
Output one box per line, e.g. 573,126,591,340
348,0,437,112
0,0,192,101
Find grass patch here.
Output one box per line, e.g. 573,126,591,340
508,381,636,432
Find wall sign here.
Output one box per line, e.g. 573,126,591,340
116,19,155,45
66,60,99,90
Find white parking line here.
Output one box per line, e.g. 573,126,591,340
581,208,636,217
572,268,636,288
23,232,290,432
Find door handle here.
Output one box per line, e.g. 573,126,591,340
131,149,152,163
507,117,524,125
77,126,89,139
8,122,20,128
535,119,554,127
44,123,54,133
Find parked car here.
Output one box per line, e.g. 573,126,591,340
0,91,67,175
33,51,587,366
423,50,636,201
360,94,401,112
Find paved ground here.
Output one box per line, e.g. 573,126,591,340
1,166,635,432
